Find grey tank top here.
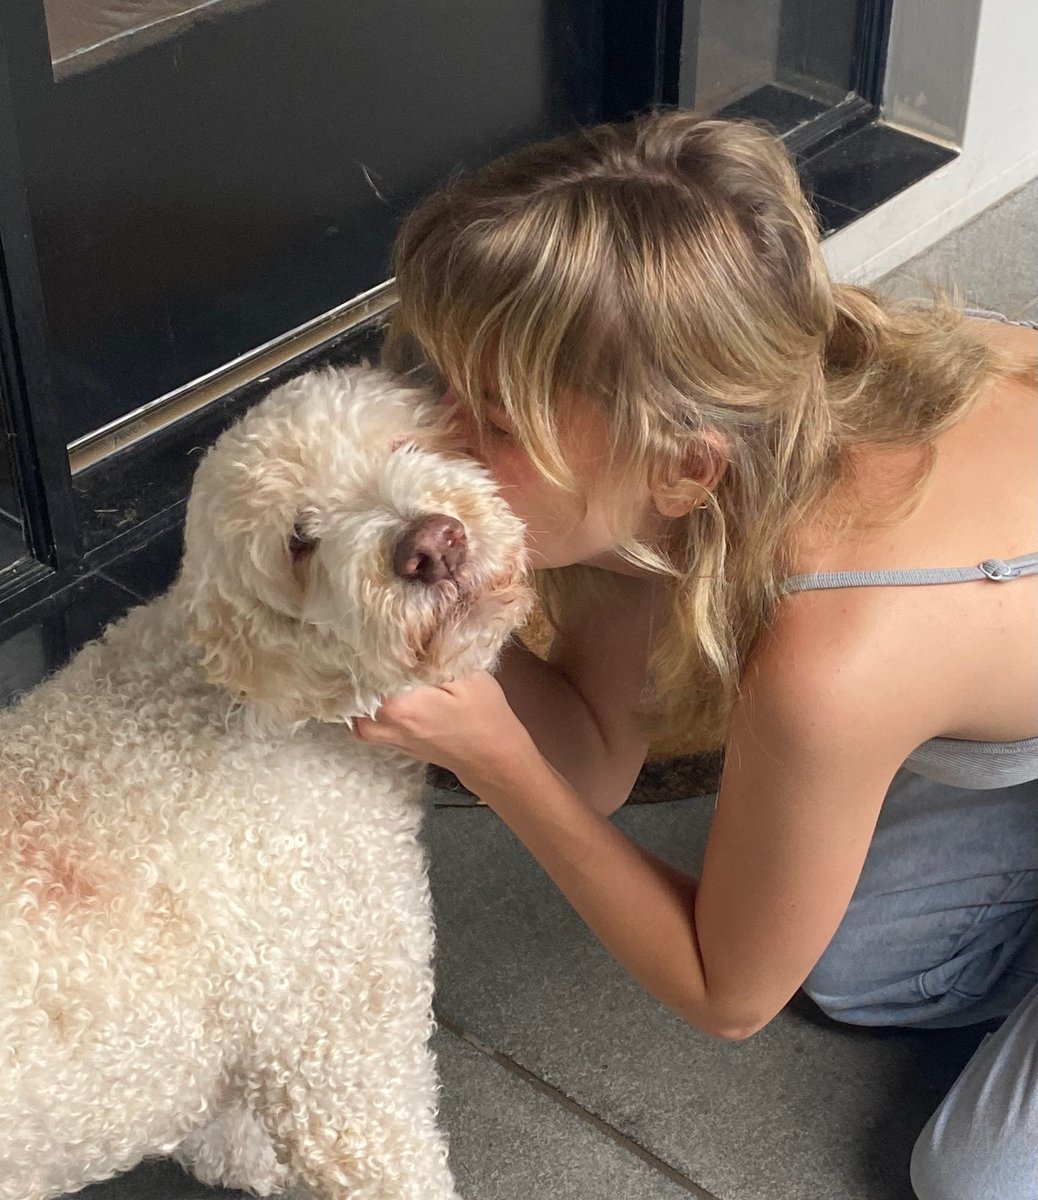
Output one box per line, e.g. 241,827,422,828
779,306,1038,791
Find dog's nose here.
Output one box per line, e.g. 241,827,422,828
393,514,468,584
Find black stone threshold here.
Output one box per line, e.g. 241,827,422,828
801,119,956,236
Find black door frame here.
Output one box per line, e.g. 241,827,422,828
0,13,81,619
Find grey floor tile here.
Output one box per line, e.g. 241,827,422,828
875,178,1038,316
66,1158,232,1200
435,1028,703,1200
424,800,977,1200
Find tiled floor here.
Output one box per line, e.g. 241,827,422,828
2,176,1036,1200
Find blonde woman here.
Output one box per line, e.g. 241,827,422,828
355,112,1037,1200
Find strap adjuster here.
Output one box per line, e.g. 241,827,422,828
979,558,1017,581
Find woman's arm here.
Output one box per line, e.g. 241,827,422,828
491,572,660,815
479,598,933,1037
357,588,938,1039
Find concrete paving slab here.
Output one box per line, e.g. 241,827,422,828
875,178,1038,317
424,798,978,1200
435,1027,709,1199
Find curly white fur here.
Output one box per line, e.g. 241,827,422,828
0,367,531,1200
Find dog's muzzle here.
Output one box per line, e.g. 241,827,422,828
392,514,468,585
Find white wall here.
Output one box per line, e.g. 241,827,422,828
822,0,1038,283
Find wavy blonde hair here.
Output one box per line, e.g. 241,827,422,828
386,110,1024,755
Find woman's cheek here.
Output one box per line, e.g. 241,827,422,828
485,443,540,498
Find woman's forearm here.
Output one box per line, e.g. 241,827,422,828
494,639,647,815
472,742,740,1039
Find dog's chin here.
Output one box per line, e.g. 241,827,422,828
412,560,483,608
411,565,534,683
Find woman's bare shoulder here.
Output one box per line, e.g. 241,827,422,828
745,581,949,761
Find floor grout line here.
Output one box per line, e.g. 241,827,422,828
436,1013,723,1200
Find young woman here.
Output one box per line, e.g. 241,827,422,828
355,112,1037,1200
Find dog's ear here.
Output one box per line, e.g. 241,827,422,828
184,586,264,700
183,577,369,724
295,530,351,627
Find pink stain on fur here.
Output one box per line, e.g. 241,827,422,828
8,817,106,913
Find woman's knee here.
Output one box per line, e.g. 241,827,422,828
910,982,1038,1200
910,1114,1035,1200
911,1120,971,1200
910,1129,964,1200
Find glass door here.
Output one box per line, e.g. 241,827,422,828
690,0,866,131
603,0,886,149
6,2,602,452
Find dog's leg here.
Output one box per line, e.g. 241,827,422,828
172,1100,290,1196
256,1044,459,1200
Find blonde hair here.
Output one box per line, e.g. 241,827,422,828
386,110,1024,755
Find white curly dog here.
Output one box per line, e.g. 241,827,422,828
0,367,531,1200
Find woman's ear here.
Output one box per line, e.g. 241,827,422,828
651,434,728,517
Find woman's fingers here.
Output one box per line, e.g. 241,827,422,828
350,691,427,745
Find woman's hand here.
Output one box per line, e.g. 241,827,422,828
352,671,539,795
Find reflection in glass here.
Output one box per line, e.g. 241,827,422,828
692,0,860,134
43,0,269,79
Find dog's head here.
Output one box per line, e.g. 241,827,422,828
178,366,532,725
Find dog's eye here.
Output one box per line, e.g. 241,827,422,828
289,524,318,560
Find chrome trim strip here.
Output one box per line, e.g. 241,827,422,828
68,278,397,473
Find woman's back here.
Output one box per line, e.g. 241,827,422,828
779,314,1037,753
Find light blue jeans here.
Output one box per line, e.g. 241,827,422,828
803,768,1038,1200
